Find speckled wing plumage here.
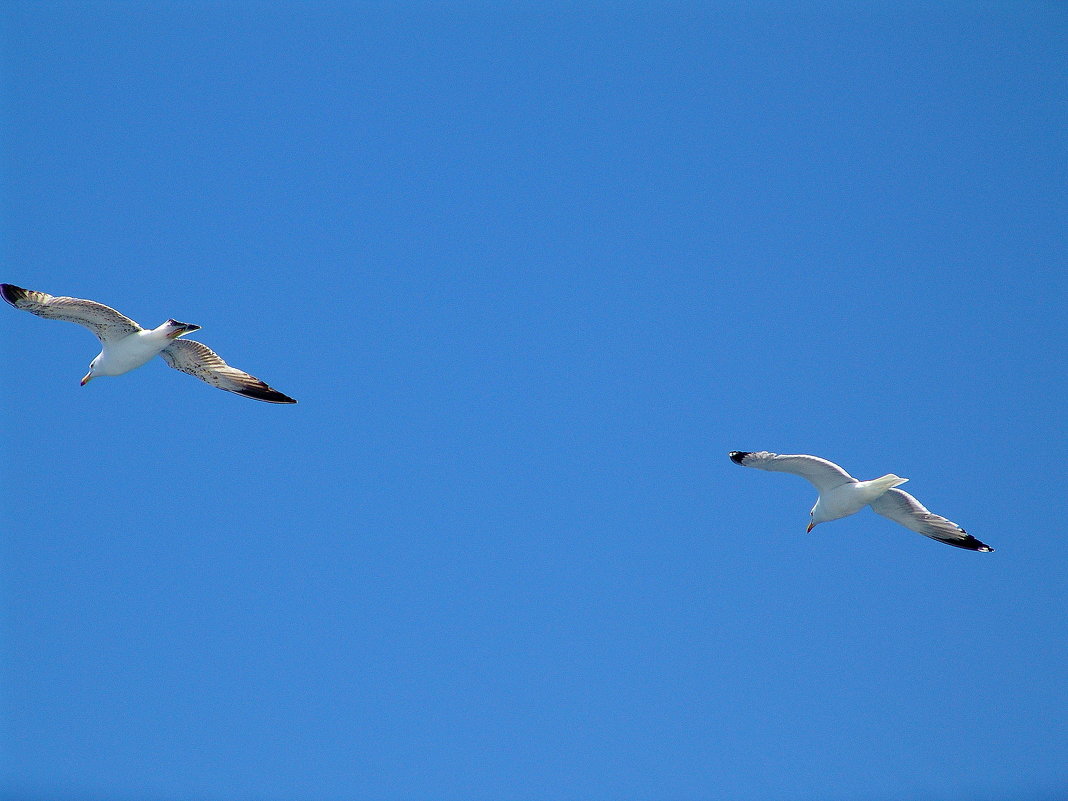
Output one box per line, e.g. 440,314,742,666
160,339,297,404
1,283,142,342
870,487,993,552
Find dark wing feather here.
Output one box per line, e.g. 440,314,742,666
160,339,296,404
1,283,142,342
870,488,993,552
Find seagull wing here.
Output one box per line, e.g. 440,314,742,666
869,487,993,552
729,451,857,493
1,283,142,343
160,339,296,404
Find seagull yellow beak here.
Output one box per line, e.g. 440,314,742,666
806,522,815,533
80,372,93,386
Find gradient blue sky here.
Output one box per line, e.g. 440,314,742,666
2,3,1066,800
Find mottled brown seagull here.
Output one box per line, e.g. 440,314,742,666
2,283,296,403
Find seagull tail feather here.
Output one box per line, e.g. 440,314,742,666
871,473,909,491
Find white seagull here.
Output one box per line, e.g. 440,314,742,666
2,283,296,403
729,451,992,552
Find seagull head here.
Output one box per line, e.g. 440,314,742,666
80,358,98,386
807,503,825,533
164,319,202,339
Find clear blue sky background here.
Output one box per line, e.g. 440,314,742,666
2,3,1066,800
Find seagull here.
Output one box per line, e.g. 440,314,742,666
2,283,296,403
728,451,993,552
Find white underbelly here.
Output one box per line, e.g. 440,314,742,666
98,332,171,376
820,484,876,520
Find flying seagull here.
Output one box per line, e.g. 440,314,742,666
728,451,992,552
2,283,296,403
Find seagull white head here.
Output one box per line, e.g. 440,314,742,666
807,498,832,532
80,357,98,386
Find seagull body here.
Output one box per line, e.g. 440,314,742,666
809,473,909,526
83,319,202,381
2,283,296,403
729,451,993,552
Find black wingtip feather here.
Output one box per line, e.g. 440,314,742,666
729,451,751,465
1,283,29,307
235,385,298,404
940,533,995,552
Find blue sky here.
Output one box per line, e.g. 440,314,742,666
2,3,1066,799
